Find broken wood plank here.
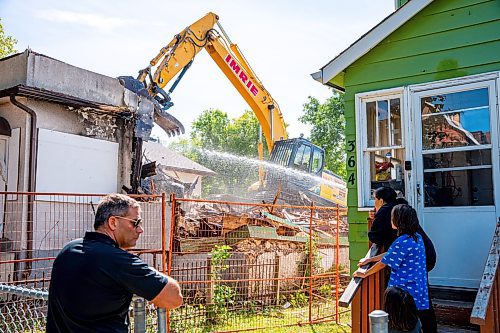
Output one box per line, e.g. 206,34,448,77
179,237,225,252
471,219,500,326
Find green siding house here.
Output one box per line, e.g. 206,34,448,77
313,0,500,290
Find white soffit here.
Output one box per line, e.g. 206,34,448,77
314,0,434,85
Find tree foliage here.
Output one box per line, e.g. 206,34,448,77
300,91,346,179
191,109,267,157
0,18,17,58
184,109,268,197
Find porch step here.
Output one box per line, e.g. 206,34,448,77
437,324,479,333
431,286,479,330
430,286,477,302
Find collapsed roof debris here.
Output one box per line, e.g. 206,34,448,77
173,201,347,253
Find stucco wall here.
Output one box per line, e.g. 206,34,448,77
0,97,133,193
0,52,28,89
0,50,139,109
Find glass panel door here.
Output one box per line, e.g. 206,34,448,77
420,88,494,207
413,80,498,288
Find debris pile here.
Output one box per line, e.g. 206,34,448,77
173,201,347,253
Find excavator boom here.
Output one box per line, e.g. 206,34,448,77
136,12,286,152
124,12,347,206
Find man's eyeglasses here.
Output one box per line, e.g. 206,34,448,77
113,216,143,228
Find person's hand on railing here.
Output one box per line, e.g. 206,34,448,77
352,252,387,279
358,257,375,267
353,269,367,279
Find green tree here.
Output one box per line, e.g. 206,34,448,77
226,110,263,157
184,109,268,197
300,91,346,179
190,109,266,157
0,18,17,58
191,109,230,151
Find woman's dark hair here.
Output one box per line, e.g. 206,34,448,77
384,286,419,331
391,204,419,241
374,187,397,203
395,197,408,205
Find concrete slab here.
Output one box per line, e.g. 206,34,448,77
0,49,183,136
0,50,137,109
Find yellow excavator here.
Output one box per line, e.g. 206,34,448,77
120,12,346,206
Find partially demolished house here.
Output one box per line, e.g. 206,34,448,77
0,49,185,282
0,49,185,196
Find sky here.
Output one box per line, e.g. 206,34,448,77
0,0,395,142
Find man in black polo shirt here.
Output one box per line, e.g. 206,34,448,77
46,193,182,332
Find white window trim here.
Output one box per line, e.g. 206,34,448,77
355,87,405,209
410,74,500,211
408,71,499,94
422,144,492,155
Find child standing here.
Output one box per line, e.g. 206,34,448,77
384,286,422,333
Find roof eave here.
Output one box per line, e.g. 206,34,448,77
310,71,345,93
0,85,132,117
313,0,434,87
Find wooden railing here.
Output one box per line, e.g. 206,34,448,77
339,243,386,333
471,219,500,332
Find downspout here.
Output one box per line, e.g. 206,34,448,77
9,95,37,280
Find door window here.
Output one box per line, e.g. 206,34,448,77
420,88,494,207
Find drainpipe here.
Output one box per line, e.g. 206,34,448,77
9,95,37,280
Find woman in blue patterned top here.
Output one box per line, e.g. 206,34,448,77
354,204,429,313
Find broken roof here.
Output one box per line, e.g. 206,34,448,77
143,141,216,176
0,49,184,136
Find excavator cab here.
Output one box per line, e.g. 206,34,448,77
269,137,325,176
257,137,330,205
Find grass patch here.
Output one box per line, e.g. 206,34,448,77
170,303,351,333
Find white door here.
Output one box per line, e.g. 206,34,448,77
411,79,499,288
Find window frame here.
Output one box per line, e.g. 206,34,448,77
355,87,406,209
311,148,324,175
410,77,498,209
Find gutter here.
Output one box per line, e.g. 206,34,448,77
310,70,345,93
0,85,133,117
9,95,37,280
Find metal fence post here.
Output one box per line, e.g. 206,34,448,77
133,298,146,333
157,308,167,333
369,310,388,333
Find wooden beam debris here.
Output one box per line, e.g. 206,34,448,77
173,201,348,250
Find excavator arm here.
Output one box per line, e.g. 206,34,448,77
136,12,286,152
124,12,346,206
